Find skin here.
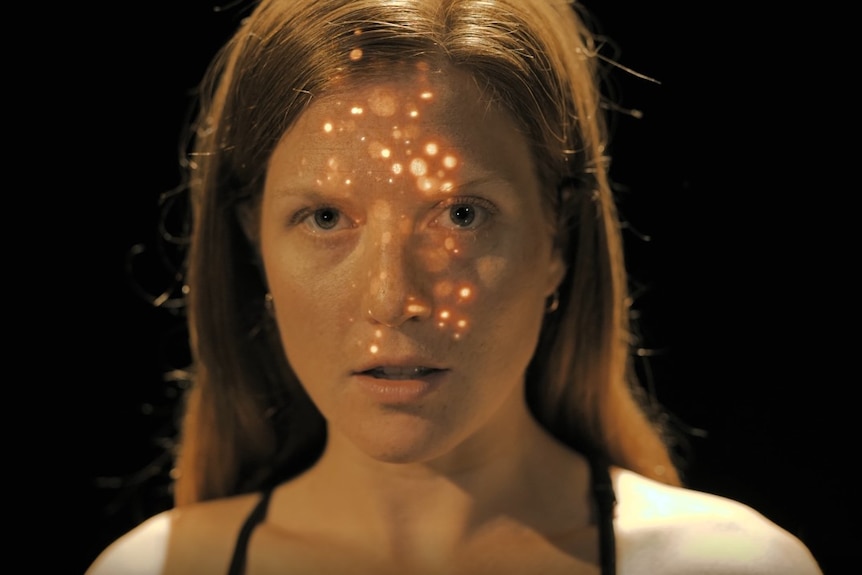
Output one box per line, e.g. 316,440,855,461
260,63,566,471
85,65,825,575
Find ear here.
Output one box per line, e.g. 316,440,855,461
545,247,567,297
236,198,259,243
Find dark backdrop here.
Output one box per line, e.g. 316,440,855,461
28,1,848,573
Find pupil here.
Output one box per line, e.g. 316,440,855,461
314,208,339,229
451,205,474,226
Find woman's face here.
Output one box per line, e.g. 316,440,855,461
260,65,565,464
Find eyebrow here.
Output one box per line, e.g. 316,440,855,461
267,174,512,200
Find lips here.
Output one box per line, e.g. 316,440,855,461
361,366,441,380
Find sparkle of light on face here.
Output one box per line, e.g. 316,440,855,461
260,66,565,464
410,158,427,176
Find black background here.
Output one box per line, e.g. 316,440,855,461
21,1,850,573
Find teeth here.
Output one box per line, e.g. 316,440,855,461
368,366,434,379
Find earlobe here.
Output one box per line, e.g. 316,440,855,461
236,199,260,243
545,250,567,299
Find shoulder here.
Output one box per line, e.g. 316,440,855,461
612,468,823,575
86,492,263,575
86,510,172,575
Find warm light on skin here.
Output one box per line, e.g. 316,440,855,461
260,64,566,463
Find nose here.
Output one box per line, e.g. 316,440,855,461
362,230,433,328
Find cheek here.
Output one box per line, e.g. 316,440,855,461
265,251,360,348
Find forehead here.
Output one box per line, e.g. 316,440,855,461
265,65,538,191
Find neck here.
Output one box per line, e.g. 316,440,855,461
295,397,591,561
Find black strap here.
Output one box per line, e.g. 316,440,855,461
590,458,617,575
224,464,616,575
226,487,275,575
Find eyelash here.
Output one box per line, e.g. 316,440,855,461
289,195,498,233
434,196,497,230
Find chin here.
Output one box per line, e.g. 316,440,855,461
347,415,467,464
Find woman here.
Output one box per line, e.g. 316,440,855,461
88,0,823,573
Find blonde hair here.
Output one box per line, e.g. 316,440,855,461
175,0,680,506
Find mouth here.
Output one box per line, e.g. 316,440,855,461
359,366,443,380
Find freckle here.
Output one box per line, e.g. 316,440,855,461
370,344,379,354
349,48,363,61
443,155,458,169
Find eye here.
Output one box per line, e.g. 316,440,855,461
311,207,340,230
433,197,495,230
449,204,477,227
292,205,353,233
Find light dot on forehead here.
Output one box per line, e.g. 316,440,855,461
351,106,364,115
369,344,379,354
417,176,436,192
443,155,458,169
323,122,333,133
425,143,438,155
369,87,398,117
459,287,472,299
420,91,433,100
410,158,428,176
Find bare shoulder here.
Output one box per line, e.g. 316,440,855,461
86,492,262,575
612,468,823,575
